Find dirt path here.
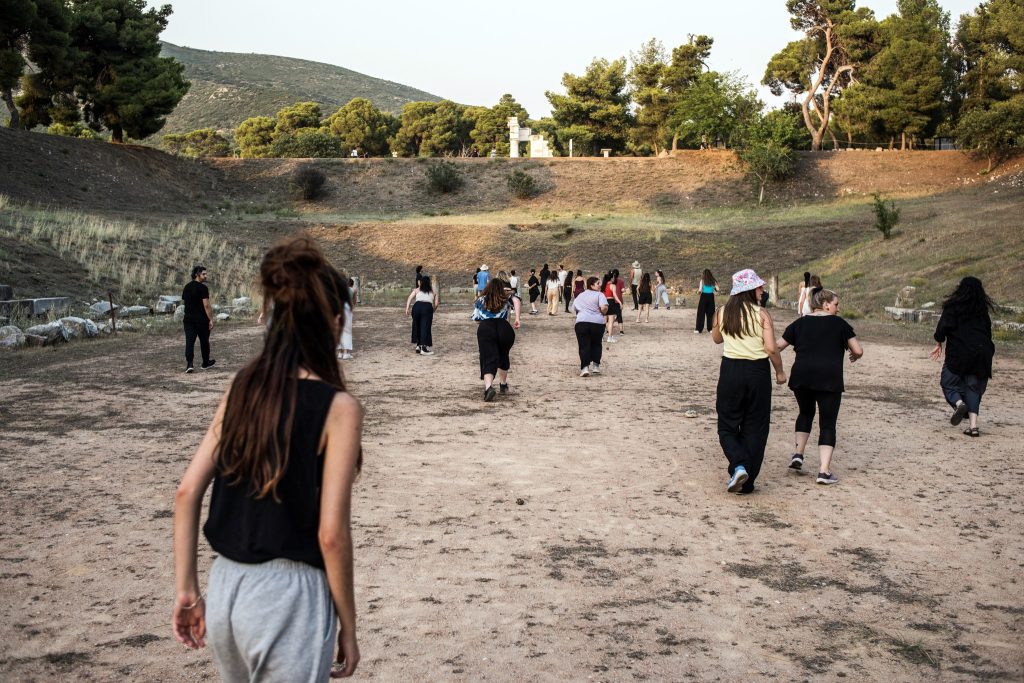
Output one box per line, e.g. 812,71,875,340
0,307,1021,681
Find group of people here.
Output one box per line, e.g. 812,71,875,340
173,236,998,681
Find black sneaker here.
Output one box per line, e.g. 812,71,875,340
499,383,508,394
950,402,968,426
789,453,804,470
184,365,194,374
201,359,216,370
484,386,497,402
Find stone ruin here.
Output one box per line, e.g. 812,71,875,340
508,117,552,158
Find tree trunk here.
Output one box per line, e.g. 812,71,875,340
810,130,823,152
888,137,894,150
2,89,19,129
900,131,906,151
829,130,839,150
671,134,678,152
111,124,123,143
758,180,766,205
847,132,853,148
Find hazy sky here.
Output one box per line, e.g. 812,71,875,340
157,0,979,118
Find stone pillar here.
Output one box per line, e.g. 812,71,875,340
768,276,778,305
508,117,520,158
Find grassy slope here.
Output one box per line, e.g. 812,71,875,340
159,42,445,133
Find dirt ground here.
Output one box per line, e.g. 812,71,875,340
0,306,1021,681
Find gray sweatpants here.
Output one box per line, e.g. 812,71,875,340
207,556,336,682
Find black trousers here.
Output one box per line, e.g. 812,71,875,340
574,322,605,369
564,287,573,312
477,318,515,379
184,320,211,367
630,284,639,309
793,388,842,447
411,302,434,347
696,293,716,332
716,357,772,489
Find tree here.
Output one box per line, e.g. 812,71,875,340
235,115,275,158
70,0,189,142
274,101,322,137
663,35,715,150
627,38,670,154
162,128,230,157
955,97,1024,172
390,100,466,157
668,71,761,149
1,0,73,129
546,57,633,155
468,93,529,156
738,109,800,205
325,97,396,156
763,1,878,151
272,129,342,158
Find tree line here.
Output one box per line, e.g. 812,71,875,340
3,0,1020,169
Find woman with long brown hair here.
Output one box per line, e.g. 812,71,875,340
173,237,363,679
694,269,720,333
472,277,522,401
712,269,786,494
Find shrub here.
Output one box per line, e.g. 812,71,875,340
273,130,343,158
162,129,231,158
291,166,327,200
872,192,900,239
424,161,463,193
48,122,102,140
507,169,538,199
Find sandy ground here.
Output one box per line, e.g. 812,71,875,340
0,305,1021,681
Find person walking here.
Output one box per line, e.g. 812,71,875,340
613,269,627,336
694,269,720,334
796,272,811,316
572,269,586,301
654,270,670,310
336,278,355,361
777,288,864,484
636,272,653,323
172,237,363,680
527,268,541,315
800,275,822,316
929,276,996,437
473,278,522,401
539,264,551,303
557,264,568,303
476,264,491,297
628,261,643,310
562,267,575,312
415,264,424,289
545,271,561,315
182,265,215,373
508,269,520,297
406,275,439,355
602,272,623,343
574,276,609,377
712,269,786,494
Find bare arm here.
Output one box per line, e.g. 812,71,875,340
848,336,864,363
203,298,213,330
776,338,790,352
172,393,227,649
319,393,364,678
711,307,724,344
432,290,439,311
405,290,416,316
511,296,522,329
761,310,786,382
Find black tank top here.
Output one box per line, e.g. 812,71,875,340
203,379,338,569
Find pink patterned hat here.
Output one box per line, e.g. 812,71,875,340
730,269,766,296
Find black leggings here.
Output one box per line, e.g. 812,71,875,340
793,388,842,448
574,322,604,369
477,318,515,379
411,301,433,347
696,293,715,332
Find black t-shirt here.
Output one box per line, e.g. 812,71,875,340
782,314,856,393
182,280,210,323
933,309,994,378
527,275,540,291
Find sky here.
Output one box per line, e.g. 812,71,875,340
157,0,980,118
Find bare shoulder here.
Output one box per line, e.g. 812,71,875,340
328,391,364,422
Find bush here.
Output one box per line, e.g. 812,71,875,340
291,166,327,200
872,192,900,239
507,169,537,199
48,122,102,140
424,161,463,194
162,129,231,158
272,130,343,158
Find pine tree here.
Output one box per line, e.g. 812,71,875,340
546,57,632,155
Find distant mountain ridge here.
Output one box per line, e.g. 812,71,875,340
159,42,445,134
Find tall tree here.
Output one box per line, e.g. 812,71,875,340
627,38,669,154
763,0,878,150
667,71,761,149
546,57,633,155
390,100,466,157
468,93,528,156
70,0,188,142
663,35,715,151
325,97,396,157
1,0,73,129
235,115,276,158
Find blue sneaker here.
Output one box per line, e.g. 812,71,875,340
727,466,749,493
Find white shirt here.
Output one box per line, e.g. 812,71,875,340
509,275,519,289
557,270,568,285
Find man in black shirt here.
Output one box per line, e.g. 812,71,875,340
182,265,215,373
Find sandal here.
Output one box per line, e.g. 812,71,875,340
962,427,980,437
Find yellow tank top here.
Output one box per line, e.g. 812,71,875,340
721,305,768,360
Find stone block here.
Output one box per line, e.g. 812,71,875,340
232,296,252,309
119,305,152,318
895,286,916,308
0,297,72,318
90,301,119,316
25,321,69,345
0,284,12,301
0,325,25,349
59,316,99,338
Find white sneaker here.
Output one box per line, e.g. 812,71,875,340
693,330,701,334
420,347,434,356
580,367,590,377
340,352,353,360
607,336,617,343
590,363,601,374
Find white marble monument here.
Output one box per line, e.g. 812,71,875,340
508,117,553,158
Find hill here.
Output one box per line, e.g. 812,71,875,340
1,127,1022,317
158,42,445,133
